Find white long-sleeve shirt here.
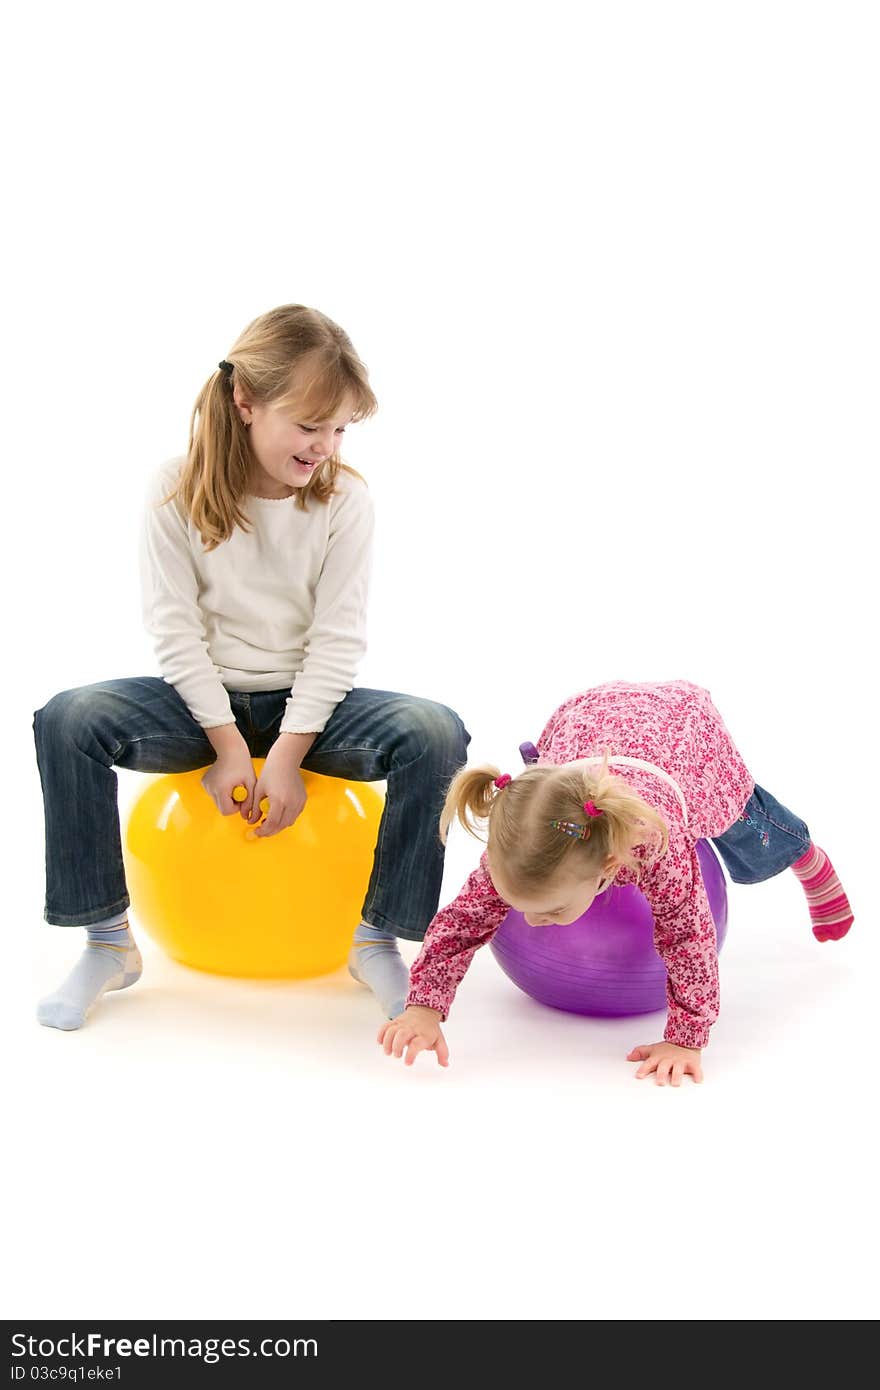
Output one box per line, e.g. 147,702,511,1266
139,457,374,734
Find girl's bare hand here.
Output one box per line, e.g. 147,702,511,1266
249,764,307,838
201,749,257,816
627,1041,703,1086
244,735,311,837
378,1008,449,1067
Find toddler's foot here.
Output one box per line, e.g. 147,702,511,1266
791,845,854,942
37,924,143,1031
348,922,409,1019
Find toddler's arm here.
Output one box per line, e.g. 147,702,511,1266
378,855,510,1069
405,854,511,1019
641,838,720,1051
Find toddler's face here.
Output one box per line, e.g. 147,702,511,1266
235,386,355,499
489,863,616,927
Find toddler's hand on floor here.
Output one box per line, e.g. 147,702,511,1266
627,1041,703,1086
378,1007,449,1067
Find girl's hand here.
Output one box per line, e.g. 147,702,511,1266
627,1041,703,1086
248,745,308,838
201,745,258,817
378,1007,449,1067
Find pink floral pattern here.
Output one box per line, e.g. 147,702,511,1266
407,681,755,1049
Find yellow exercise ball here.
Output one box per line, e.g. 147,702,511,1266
123,762,384,979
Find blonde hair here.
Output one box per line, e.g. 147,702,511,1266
440,757,669,895
174,304,378,549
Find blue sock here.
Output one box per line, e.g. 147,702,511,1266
37,919,143,1031
348,922,409,1019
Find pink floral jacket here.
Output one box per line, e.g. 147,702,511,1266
406,681,755,1049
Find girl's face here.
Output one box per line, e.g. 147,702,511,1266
234,387,356,499
489,861,618,927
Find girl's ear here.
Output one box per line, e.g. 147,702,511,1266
232,386,255,425
601,855,618,878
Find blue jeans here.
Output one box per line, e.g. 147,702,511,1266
711,784,811,884
33,679,470,940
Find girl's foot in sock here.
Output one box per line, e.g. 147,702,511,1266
791,845,854,942
37,924,143,1031
348,922,409,1019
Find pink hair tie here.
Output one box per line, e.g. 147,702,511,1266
494,774,512,790
583,800,603,818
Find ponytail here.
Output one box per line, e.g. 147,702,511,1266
175,367,253,549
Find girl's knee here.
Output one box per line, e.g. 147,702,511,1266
400,699,471,764
34,685,113,746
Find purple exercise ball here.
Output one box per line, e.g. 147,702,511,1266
490,839,728,1017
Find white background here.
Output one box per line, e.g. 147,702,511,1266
3,0,877,1322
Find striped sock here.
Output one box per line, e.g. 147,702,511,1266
791,844,854,942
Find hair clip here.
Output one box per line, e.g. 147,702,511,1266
583,801,603,818
494,774,512,790
550,819,591,842
218,360,234,376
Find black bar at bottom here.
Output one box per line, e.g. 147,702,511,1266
2,1317,846,1385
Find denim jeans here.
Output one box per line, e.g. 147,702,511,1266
711,784,811,884
33,678,471,939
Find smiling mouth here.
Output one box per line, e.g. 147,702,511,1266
293,456,320,468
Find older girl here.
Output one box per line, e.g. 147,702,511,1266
34,303,468,1030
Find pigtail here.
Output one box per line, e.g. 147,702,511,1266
574,757,669,874
439,765,504,844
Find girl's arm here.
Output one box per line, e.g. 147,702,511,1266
139,466,236,729
405,853,512,1019
640,839,720,1050
279,479,375,736
255,480,372,835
